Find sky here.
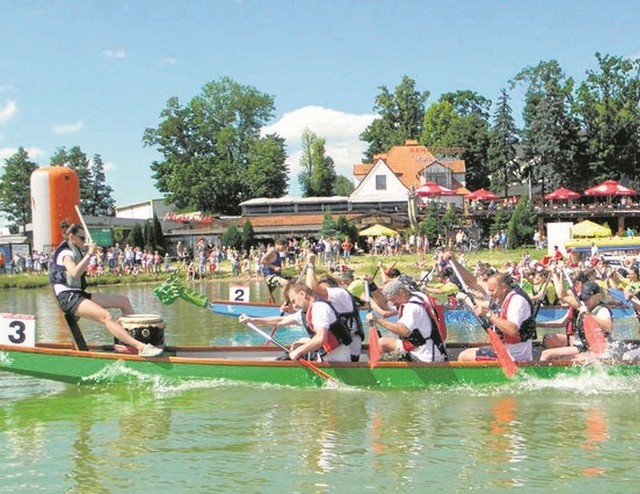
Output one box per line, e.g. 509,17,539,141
1,0,640,224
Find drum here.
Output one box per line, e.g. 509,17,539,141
114,314,166,353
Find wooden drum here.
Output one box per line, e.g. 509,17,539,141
114,314,166,353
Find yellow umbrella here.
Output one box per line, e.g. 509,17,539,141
358,224,398,236
571,220,612,238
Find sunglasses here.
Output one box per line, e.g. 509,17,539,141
76,235,86,241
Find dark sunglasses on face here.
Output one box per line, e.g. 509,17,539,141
76,235,86,241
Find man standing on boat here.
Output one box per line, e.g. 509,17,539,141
366,279,446,363
457,273,536,362
50,223,163,357
260,239,290,292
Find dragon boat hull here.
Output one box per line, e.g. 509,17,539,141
1,343,640,388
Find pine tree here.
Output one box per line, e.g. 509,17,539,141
0,148,38,232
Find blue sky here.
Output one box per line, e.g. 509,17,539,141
1,0,639,221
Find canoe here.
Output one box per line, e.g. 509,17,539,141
2,342,640,388
208,299,637,325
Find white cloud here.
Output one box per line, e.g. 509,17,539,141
0,146,45,162
0,100,17,124
161,57,177,67
262,106,376,191
104,49,126,60
53,120,84,135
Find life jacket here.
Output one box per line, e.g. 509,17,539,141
340,290,365,340
402,292,448,361
48,240,87,290
493,287,537,344
303,300,353,355
261,250,282,276
575,303,613,350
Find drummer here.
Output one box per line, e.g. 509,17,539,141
49,223,163,357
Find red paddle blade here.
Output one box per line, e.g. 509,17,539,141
368,324,381,369
583,314,607,357
487,329,518,378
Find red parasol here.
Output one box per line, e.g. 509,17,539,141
465,188,499,201
415,181,456,197
544,187,581,201
584,180,636,197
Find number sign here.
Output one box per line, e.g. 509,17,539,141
0,313,36,347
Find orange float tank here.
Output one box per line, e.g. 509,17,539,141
30,167,80,253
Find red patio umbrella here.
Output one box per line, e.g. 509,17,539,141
415,181,456,197
584,180,636,197
544,187,581,201
465,188,499,201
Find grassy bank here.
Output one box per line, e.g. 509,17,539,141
0,247,541,290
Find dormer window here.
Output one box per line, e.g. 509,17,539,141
375,175,387,190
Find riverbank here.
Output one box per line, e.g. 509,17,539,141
0,247,540,290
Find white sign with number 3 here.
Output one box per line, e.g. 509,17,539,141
0,313,36,347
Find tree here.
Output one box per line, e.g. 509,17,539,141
334,215,358,244
575,52,640,184
487,88,520,197
86,154,116,216
319,210,337,238
360,75,430,160
144,77,288,215
221,224,242,250
50,146,92,212
0,148,38,232
241,219,255,251
127,223,145,248
421,91,492,191
334,175,355,196
246,135,289,198
298,128,337,197
511,60,582,193
151,214,167,254
507,196,537,248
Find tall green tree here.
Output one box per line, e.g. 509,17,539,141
241,219,255,251
360,75,430,160
319,209,337,238
50,146,93,212
421,91,492,191
151,214,167,253
144,77,287,215
246,134,289,198
487,88,520,197
298,128,337,197
511,60,582,193
222,224,242,250
575,52,640,184
507,196,537,248
0,148,38,232
334,175,355,196
86,154,116,216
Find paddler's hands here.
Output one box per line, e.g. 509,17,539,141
239,314,252,324
86,240,98,256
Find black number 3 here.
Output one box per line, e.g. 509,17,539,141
8,320,26,344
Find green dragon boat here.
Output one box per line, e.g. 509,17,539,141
2,342,640,388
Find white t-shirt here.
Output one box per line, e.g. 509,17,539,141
502,292,533,361
52,247,79,296
399,295,444,363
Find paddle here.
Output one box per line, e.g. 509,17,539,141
74,205,94,243
449,260,518,378
364,281,381,368
562,268,607,357
245,321,336,383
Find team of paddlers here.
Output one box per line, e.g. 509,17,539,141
242,243,640,364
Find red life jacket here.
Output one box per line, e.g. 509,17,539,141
498,290,536,344
305,301,346,355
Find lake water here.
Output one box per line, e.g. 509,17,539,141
1,281,640,493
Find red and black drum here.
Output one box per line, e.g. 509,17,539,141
114,314,166,354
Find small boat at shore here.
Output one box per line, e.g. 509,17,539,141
208,299,637,326
2,342,640,388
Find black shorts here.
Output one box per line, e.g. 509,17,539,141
475,346,497,361
56,290,92,315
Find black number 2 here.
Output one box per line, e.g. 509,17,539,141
233,288,246,301
8,320,26,344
